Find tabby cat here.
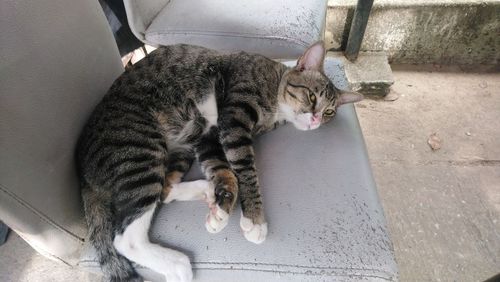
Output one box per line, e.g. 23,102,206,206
75,41,362,282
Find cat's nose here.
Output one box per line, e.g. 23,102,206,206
311,114,321,125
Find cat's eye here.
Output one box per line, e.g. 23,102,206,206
324,109,335,116
309,93,316,103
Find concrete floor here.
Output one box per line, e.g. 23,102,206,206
356,65,500,282
0,65,499,281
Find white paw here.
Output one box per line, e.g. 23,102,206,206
205,204,229,233
163,253,193,282
240,215,268,244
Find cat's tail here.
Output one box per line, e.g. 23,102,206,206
82,187,142,282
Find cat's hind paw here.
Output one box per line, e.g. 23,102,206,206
164,180,213,203
240,215,268,244
163,252,193,282
205,204,229,233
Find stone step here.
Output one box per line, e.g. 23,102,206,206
327,51,394,96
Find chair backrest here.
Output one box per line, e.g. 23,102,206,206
123,0,328,59
0,0,123,264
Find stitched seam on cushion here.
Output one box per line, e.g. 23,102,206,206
77,259,394,272
78,259,391,271
78,259,396,279
194,261,393,272
195,267,395,280
79,262,395,281
0,184,84,243
195,262,396,280
146,28,315,38
145,30,312,48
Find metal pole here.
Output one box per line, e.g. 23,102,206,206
0,221,9,245
344,0,374,62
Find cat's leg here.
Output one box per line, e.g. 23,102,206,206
218,112,267,244
195,126,238,234
162,145,216,206
113,203,192,282
161,147,195,200
163,180,214,204
165,147,196,183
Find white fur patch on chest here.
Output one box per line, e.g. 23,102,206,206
197,92,218,127
278,103,295,122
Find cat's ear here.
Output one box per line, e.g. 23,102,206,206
338,90,364,105
296,41,325,72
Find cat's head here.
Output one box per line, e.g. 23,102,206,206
279,41,363,131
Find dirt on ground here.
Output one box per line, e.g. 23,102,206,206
355,64,500,282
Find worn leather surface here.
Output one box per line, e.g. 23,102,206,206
0,0,124,265
125,0,327,59
80,59,399,281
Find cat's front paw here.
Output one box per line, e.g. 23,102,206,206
205,204,229,233
163,252,193,282
204,179,236,234
240,214,268,244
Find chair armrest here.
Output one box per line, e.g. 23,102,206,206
0,0,123,265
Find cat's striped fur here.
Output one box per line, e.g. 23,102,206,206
75,42,362,282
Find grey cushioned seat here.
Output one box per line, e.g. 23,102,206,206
124,0,328,58
79,58,398,281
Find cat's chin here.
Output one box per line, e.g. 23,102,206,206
290,120,320,131
289,112,321,131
